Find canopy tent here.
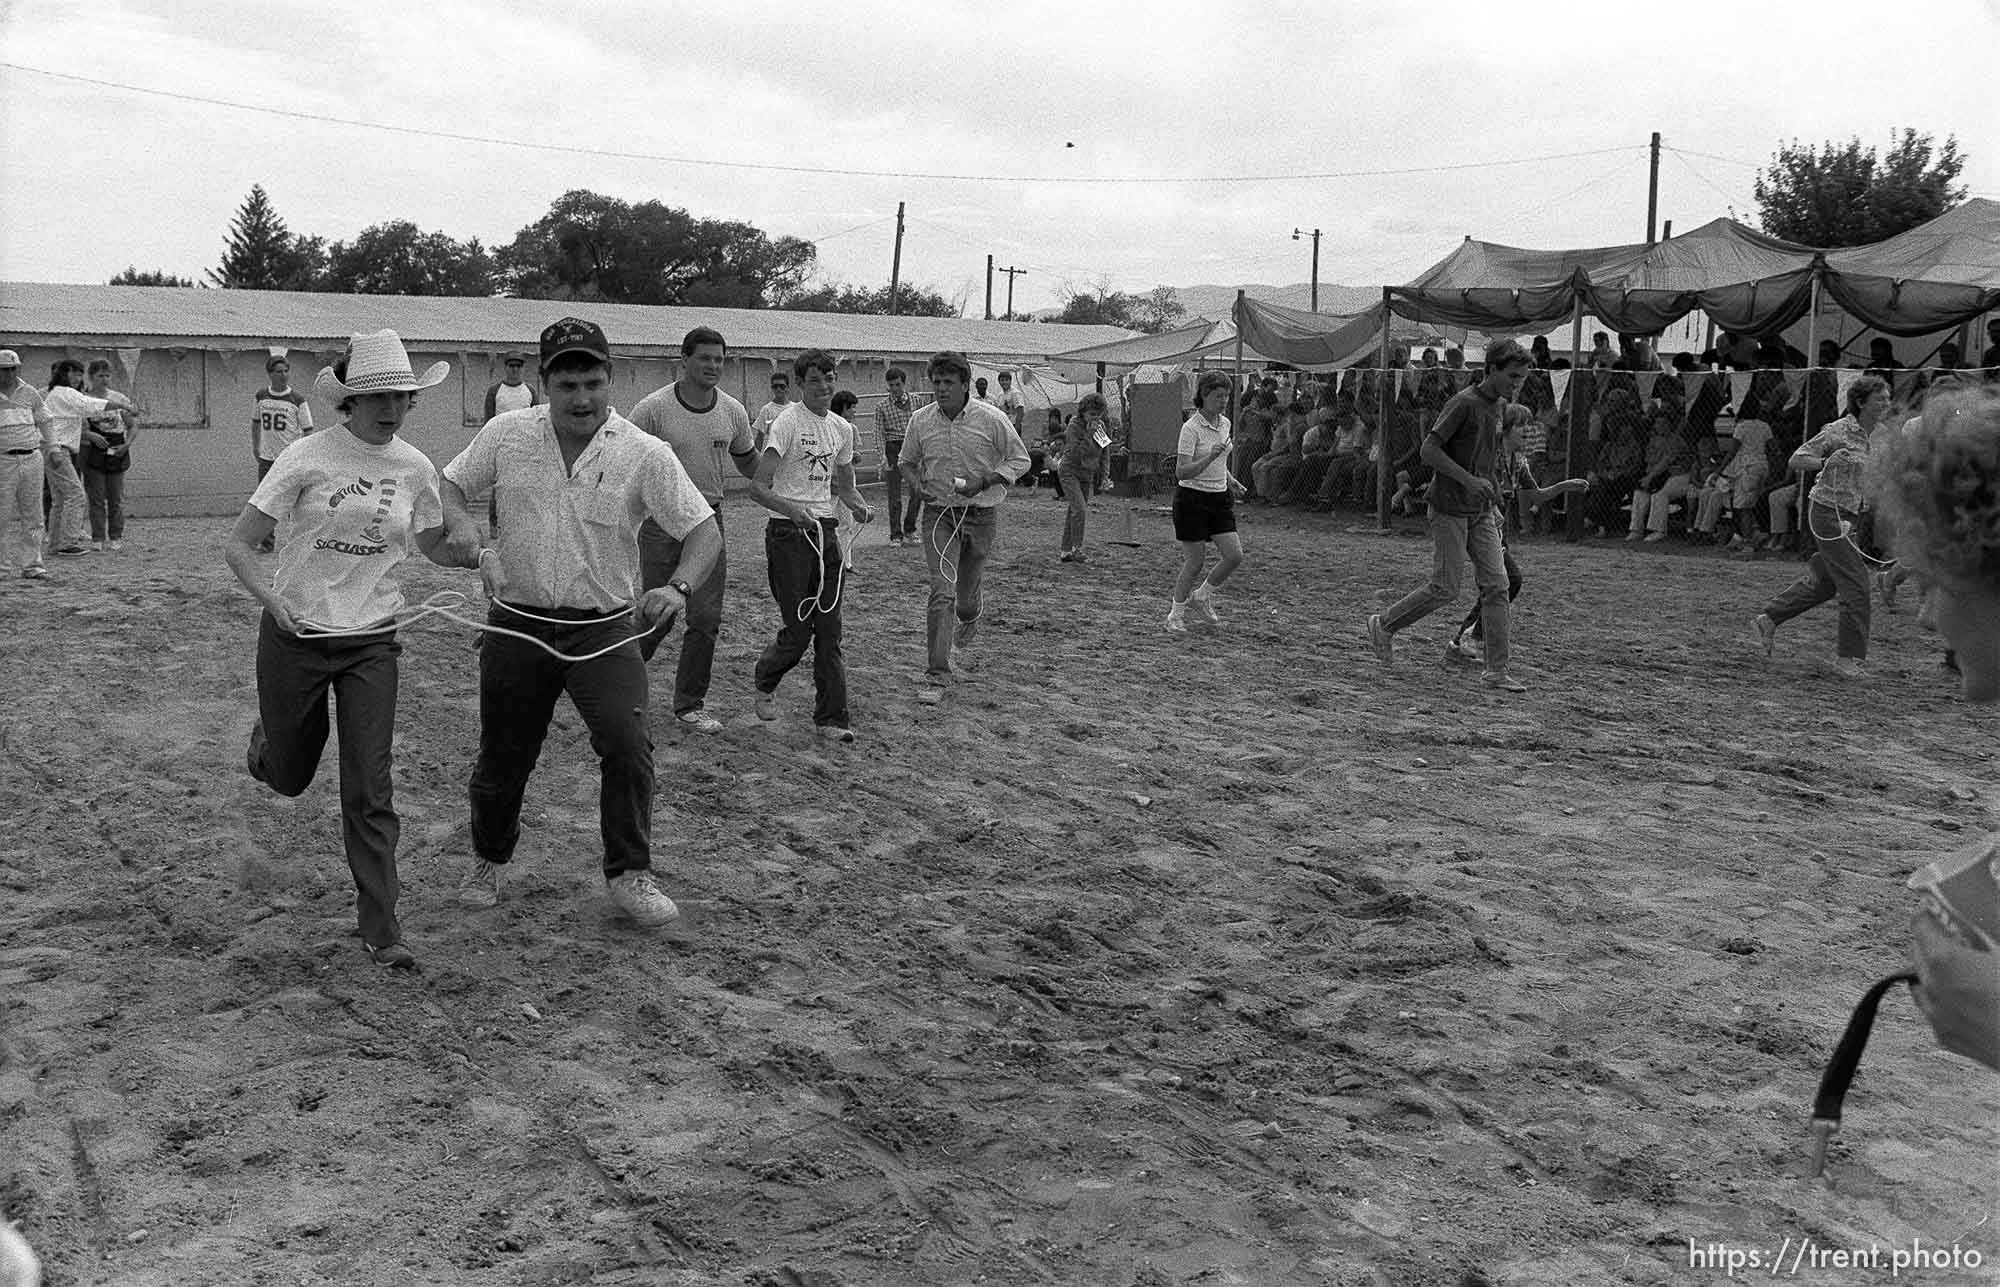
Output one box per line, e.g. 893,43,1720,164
1232,198,2000,368
1048,317,1294,382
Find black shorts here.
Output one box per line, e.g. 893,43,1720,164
1172,486,1237,543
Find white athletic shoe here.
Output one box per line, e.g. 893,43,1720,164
1164,605,1189,634
1833,656,1867,680
459,857,504,909
606,871,680,926
1190,584,1220,624
1367,614,1394,666
676,709,723,734
1444,630,1484,666
1752,613,1776,659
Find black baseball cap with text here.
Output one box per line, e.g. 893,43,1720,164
540,317,611,367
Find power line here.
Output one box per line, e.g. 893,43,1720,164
2,62,1643,187
1664,144,1764,171
1667,149,1754,218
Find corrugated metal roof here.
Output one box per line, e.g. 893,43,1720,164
0,282,1137,360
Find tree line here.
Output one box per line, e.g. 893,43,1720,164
113,185,961,317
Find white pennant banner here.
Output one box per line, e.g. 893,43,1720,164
1550,369,1572,408
1729,371,1754,413
1835,368,1861,409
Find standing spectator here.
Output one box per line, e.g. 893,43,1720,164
1981,318,2000,382
252,356,313,553
751,369,794,451
1752,376,1894,677
0,349,54,581
747,350,873,741
223,331,469,970
1058,392,1110,562
1367,338,1534,692
439,317,721,927
996,370,1026,436
875,365,918,545
1589,331,1617,369
897,350,1030,703
481,351,540,421
41,359,128,558
628,325,758,734
1530,336,1553,369
79,359,136,551
1164,372,1246,631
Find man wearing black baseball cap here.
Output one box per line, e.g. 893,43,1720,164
440,317,721,929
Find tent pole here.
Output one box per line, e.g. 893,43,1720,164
1376,287,1392,531
1799,271,1822,540
1232,290,1245,426
1567,296,1585,543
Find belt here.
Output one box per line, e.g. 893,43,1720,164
3,448,35,456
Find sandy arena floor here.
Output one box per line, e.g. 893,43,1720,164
2,489,1995,1286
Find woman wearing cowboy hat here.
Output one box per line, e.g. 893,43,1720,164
223,330,473,970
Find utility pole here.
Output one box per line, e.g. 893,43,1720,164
1647,131,1661,245
985,254,994,320
888,201,906,316
1292,227,1321,312
998,265,1027,319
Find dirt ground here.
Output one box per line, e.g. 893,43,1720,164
2,487,1996,1287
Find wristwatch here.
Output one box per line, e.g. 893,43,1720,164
667,578,693,598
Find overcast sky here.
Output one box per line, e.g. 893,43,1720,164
3,0,1995,316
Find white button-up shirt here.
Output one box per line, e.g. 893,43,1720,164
444,407,713,610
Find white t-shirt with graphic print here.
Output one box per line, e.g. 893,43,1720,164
765,403,853,520
249,428,444,630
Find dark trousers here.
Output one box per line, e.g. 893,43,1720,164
638,510,726,714
1764,502,1873,660
252,614,403,949
886,447,921,538
83,466,126,540
754,518,848,727
469,604,654,877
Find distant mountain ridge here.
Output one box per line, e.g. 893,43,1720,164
1170,282,1381,321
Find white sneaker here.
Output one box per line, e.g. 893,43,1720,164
675,709,723,734
459,857,504,908
1190,585,1220,623
1164,605,1189,633
1752,613,1776,659
606,870,680,926
953,615,979,647
816,723,856,743
1833,656,1867,680
1481,670,1528,693
1644,532,1667,543
108,539,123,552
1444,631,1483,665
1367,614,1394,666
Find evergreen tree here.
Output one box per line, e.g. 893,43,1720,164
110,267,196,287
208,185,322,289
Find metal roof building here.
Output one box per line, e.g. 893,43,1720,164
0,283,1135,516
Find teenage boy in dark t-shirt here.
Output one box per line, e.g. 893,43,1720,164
1367,338,1534,692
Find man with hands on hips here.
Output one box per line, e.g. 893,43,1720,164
438,316,720,928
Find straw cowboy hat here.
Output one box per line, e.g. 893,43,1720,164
314,330,449,402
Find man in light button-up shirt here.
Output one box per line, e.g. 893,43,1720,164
440,316,720,930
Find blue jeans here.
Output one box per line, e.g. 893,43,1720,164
252,614,403,949
1059,467,1094,552
920,504,997,677
1764,501,1872,659
1381,508,1512,673
754,518,848,727
638,510,726,714
469,605,655,878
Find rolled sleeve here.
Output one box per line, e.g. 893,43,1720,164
638,439,714,539
443,421,502,497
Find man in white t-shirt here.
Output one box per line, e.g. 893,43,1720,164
440,316,720,930
748,348,873,741
482,352,540,421
629,325,758,733
751,369,793,452
0,349,56,579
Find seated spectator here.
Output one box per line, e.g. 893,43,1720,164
1279,392,1343,503
1232,391,1276,496
1250,400,1306,501
1625,408,1696,542
1310,404,1370,508
1582,389,1646,534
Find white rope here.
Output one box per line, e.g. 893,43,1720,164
293,590,671,663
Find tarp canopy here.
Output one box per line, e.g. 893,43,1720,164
1234,199,2000,363
1049,317,1287,379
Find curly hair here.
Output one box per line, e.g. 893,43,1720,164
1870,387,2000,593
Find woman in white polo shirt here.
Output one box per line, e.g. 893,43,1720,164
1165,371,1247,632
222,330,470,970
